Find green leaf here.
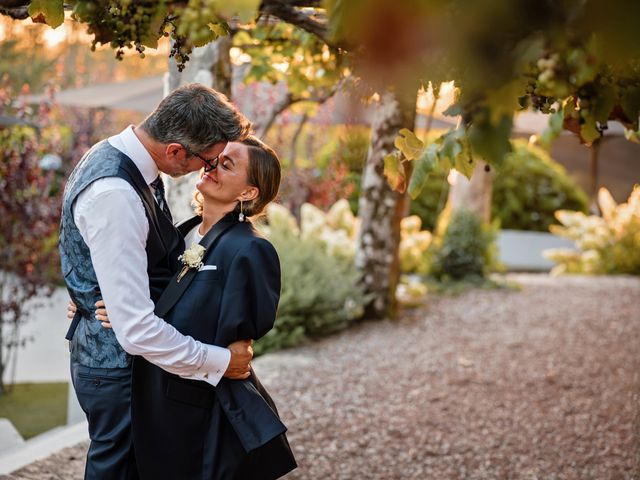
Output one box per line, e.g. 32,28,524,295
442,102,462,117
592,85,616,124
217,0,260,23
467,115,513,167
209,22,230,38
439,128,463,163
139,3,168,48
453,150,476,180
193,29,217,48
621,86,640,130
394,128,424,160
28,0,64,28
538,108,564,148
580,117,600,144
408,144,438,199
383,152,406,193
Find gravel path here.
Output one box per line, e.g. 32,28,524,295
3,274,639,479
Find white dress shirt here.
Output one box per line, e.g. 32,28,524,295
72,126,230,386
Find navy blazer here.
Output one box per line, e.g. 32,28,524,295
131,214,296,480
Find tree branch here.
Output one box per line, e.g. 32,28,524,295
259,0,350,50
0,0,29,20
257,79,344,138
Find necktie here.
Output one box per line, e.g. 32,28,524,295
151,175,173,222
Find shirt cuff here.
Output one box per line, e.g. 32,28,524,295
184,344,230,387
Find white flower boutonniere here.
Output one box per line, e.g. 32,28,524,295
177,243,206,282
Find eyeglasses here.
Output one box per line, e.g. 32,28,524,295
185,147,219,172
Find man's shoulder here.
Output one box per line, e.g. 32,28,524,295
73,178,141,220
82,176,135,195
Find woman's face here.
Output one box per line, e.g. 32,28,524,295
195,142,252,205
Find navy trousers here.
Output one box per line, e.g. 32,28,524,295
71,361,138,480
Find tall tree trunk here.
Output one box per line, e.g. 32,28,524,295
165,38,233,221
448,160,493,222
356,88,416,320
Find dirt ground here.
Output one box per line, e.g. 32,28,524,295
3,274,639,479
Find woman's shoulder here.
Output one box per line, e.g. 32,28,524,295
227,223,278,257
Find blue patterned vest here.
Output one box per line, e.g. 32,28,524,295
59,141,184,368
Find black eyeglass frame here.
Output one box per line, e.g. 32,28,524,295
185,147,219,172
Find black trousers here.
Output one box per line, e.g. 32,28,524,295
71,361,138,480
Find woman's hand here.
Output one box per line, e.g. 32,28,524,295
67,300,77,319
95,300,111,329
68,299,111,329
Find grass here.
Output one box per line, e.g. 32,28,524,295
0,382,68,439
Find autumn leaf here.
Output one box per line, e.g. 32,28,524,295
28,0,64,28
384,152,407,193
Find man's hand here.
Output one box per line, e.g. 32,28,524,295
224,340,253,380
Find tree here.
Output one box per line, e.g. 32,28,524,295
3,0,639,320
0,83,62,395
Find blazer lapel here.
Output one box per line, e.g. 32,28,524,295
154,215,238,317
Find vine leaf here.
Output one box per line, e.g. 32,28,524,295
394,128,424,160
28,0,64,28
592,85,616,124
383,152,407,193
408,143,438,199
580,117,600,144
209,22,230,38
538,107,564,148
467,115,512,167
218,0,261,23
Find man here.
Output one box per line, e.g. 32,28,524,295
59,84,253,479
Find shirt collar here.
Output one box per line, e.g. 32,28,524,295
108,125,159,186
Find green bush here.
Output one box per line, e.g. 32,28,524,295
492,140,589,231
254,229,367,356
429,209,499,281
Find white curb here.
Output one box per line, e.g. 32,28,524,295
0,420,88,475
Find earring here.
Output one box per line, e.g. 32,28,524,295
238,199,245,222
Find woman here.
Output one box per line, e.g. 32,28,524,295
81,136,296,479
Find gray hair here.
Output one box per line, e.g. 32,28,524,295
140,83,251,152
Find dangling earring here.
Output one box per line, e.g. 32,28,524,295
238,199,245,222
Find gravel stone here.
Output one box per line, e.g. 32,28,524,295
3,274,639,479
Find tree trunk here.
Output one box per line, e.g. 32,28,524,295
355,88,416,320
165,38,233,221
448,160,493,222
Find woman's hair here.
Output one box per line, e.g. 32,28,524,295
192,135,281,218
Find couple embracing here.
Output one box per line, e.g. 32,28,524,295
60,84,297,479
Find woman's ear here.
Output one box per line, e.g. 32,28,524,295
239,186,259,202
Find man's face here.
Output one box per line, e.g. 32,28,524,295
161,142,226,178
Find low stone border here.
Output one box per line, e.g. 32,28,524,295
0,421,88,475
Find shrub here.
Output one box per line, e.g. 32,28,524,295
253,207,367,355
544,186,640,275
0,83,63,394
492,140,589,231
429,209,499,281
